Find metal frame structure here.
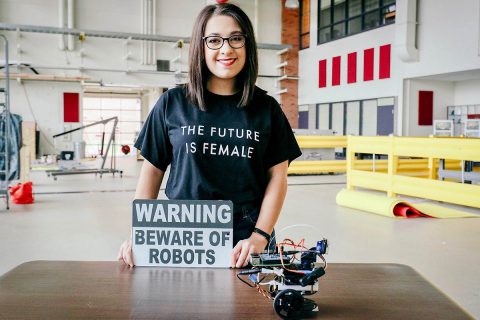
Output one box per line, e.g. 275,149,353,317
0,34,10,209
0,23,290,50
47,116,122,180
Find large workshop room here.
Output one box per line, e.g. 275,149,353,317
1,0,479,319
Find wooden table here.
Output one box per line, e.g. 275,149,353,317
0,261,473,319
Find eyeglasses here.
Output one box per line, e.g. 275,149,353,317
202,34,247,50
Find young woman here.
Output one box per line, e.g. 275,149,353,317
118,3,301,268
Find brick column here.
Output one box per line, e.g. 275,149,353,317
280,0,299,129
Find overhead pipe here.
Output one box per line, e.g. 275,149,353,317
67,0,74,51
254,0,258,39
0,66,281,83
146,0,150,64
141,0,156,65
58,0,66,50
152,0,156,64
141,0,146,64
140,0,143,64
148,0,153,65
0,23,291,50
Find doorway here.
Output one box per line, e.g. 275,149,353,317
376,105,394,135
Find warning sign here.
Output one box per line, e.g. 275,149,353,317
132,199,233,267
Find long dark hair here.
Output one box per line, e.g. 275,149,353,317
187,3,258,110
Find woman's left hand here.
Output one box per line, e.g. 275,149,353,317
230,232,268,268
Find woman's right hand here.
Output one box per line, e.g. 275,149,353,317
117,238,135,267
117,160,164,268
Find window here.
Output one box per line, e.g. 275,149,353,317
318,0,396,44
346,101,360,135
309,97,395,135
317,104,330,130
300,0,311,49
82,96,141,157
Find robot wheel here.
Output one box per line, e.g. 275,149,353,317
273,289,304,318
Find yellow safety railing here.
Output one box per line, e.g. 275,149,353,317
288,158,464,176
289,160,347,174
294,135,348,149
288,136,347,175
346,136,480,208
288,135,466,176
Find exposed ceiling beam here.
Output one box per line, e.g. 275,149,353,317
0,23,291,50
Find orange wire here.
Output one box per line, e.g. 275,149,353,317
255,283,273,300
277,238,310,274
250,238,322,298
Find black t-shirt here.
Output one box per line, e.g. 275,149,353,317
134,86,301,207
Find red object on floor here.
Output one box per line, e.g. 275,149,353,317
393,203,431,218
9,181,34,204
121,144,131,155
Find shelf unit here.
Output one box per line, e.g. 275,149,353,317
447,105,480,136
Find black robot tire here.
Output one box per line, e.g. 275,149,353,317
273,289,304,318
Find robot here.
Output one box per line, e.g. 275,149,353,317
237,238,329,318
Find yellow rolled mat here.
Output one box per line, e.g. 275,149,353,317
336,189,479,219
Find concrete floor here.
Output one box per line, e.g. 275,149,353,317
0,157,479,318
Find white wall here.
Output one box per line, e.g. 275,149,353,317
454,80,480,105
399,0,480,79
299,0,480,137
0,0,284,155
403,79,454,136
5,80,83,155
301,0,480,98
299,24,398,105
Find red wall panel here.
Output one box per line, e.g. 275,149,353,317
332,56,341,86
63,92,79,123
379,44,391,79
319,59,327,88
347,52,357,84
363,48,374,81
418,91,433,126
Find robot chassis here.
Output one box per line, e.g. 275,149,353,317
237,238,329,318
